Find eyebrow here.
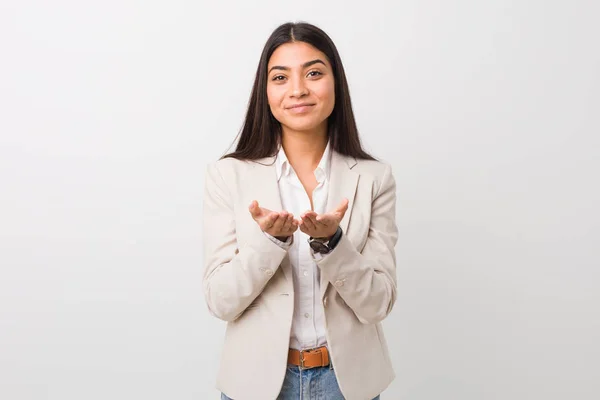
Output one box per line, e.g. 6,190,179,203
268,59,327,74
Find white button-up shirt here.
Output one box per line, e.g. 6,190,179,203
266,141,332,350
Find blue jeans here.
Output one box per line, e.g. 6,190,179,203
221,364,380,399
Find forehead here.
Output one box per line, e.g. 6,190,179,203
268,42,330,68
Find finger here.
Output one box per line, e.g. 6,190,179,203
290,215,300,232
336,198,349,213
291,217,300,232
303,210,317,219
281,214,293,233
248,200,260,218
279,215,290,231
271,212,287,231
305,212,320,227
332,200,349,220
262,213,279,231
315,214,330,226
298,221,309,235
301,214,317,231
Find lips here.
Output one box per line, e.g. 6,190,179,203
287,103,315,113
288,103,314,108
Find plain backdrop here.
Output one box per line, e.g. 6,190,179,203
1,1,599,399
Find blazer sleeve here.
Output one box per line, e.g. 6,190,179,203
202,161,289,322
316,163,399,324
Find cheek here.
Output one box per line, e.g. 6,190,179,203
267,87,287,123
267,85,283,107
316,82,335,112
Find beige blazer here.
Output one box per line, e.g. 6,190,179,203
202,150,398,400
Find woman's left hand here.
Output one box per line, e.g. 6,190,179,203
298,198,349,239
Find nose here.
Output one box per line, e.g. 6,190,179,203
289,76,308,98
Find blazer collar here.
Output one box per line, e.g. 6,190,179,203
250,150,358,234
274,140,333,183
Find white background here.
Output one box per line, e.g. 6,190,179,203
1,1,599,399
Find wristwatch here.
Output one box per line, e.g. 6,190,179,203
308,227,343,254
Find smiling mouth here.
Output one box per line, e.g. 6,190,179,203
287,104,316,113
288,103,315,109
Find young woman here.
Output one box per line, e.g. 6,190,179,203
203,22,398,400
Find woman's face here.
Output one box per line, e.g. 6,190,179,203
266,41,335,134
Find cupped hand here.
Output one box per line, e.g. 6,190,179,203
298,198,349,239
249,200,298,239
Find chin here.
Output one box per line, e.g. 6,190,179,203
280,118,327,133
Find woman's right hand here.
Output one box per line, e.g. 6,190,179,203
248,200,298,240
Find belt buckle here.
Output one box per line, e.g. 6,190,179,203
300,347,321,369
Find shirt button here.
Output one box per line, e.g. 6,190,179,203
304,313,310,318
303,270,308,277
323,298,328,307
335,280,344,287
265,269,273,276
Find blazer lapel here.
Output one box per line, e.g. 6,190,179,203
245,157,293,284
247,156,283,212
325,150,359,234
320,151,359,300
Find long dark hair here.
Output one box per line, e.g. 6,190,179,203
222,22,376,162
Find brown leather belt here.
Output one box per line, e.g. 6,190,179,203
288,346,330,369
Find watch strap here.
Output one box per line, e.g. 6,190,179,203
327,226,343,250
309,226,343,254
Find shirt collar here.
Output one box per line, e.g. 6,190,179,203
275,140,332,183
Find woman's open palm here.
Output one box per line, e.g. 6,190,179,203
248,200,299,238
298,198,349,239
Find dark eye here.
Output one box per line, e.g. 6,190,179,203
272,75,286,81
308,71,322,77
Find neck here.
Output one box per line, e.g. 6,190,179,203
280,123,328,172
